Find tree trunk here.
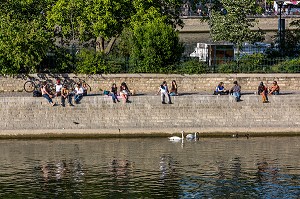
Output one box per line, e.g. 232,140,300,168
96,36,104,52
104,37,117,55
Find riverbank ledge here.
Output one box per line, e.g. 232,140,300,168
1,94,300,138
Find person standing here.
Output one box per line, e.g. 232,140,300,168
230,81,241,102
157,81,172,104
258,82,269,103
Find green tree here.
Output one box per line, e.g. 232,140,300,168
0,0,53,74
127,9,183,73
47,0,183,54
210,0,265,53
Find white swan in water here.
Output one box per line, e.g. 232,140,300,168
186,132,199,140
169,131,184,141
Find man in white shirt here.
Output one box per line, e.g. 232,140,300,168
55,79,63,97
74,83,84,104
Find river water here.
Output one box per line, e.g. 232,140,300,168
0,136,299,198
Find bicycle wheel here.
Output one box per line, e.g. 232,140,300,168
24,81,36,93
85,83,92,92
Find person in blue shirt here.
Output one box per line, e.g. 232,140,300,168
214,82,229,95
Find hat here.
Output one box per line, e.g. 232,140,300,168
57,79,61,84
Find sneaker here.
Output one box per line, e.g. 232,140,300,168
68,103,74,106
168,102,173,104
117,100,120,102
113,100,116,103
162,102,167,104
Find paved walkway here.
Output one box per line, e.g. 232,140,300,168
0,91,298,98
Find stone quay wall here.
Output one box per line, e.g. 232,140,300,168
1,93,300,137
1,73,300,94
1,73,300,137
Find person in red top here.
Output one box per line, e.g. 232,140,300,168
269,81,280,95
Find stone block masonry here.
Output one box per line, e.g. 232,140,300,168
1,94,300,137
2,73,300,94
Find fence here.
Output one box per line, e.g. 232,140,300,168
187,56,300,73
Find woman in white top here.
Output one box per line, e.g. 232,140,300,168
74,83,84,104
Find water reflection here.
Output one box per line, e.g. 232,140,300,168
0,137,299,198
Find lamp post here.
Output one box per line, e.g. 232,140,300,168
276,0,284,55
205,0,214,42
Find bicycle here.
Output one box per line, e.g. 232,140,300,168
23,79,55,93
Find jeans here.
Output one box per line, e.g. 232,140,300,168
111,93,118,102
74,94,83,103
161,92,171,103
42,94,53,104
61,95,73,106
233,92,241,101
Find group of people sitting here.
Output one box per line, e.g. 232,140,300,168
213,80,280,102
110,82,132,104
257,81,280,103
41,79,87,107
108,80,178,104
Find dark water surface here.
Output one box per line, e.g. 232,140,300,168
0,137,299,198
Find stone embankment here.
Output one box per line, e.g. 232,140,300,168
1,73,300,138
0,94,300,138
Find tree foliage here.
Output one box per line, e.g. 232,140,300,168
125,9,184,73
47,0,183,54
210,0,265,51
0,0,53,74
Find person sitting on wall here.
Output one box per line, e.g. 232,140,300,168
82,82,88,96
74,83,84,104
157,81,172,104
169,80,179,96
41,81,56,106
111,83,120,103
120,82,131,103
230,81,241,102
258,82,269,103
214,82,229,95
61,85,74,107
55,79,63,97
269,81,280,95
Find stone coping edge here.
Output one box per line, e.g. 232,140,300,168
1,128,300,139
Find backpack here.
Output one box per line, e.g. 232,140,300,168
33,90,42,97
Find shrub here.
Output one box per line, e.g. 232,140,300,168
271,58,300,73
